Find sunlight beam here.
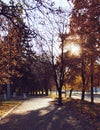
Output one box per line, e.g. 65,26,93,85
64,43,81,56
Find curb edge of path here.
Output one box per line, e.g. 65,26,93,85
0,103,21,120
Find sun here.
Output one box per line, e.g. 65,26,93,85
65,43,81,56
70,44,81,56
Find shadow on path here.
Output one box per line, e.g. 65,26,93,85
0,100,99,130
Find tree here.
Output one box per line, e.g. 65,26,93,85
0,0,59,99
0,0,34,99
29,2,72,105
49,9,71,105
30,53,53,96
69,0,100,103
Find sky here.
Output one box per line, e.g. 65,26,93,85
2,0,73,55
3,0,71,8
54,0,71,8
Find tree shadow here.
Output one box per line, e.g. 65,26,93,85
0,99,99,130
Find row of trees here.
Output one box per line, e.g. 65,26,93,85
0,0,100,105
68,0,100,103
53,0,100,104
40,0,100,105
0,0,55,99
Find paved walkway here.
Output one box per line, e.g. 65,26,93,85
12,97,55,114
0,97,99,130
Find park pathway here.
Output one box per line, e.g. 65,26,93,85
0,97,99,130
11,97,55,114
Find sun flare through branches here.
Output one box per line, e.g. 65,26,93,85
65,43,81,56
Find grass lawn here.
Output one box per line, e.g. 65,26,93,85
50,93,100,117
65,99,100,129
49,94,100,129
0,100,22,117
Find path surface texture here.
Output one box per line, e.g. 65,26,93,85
0,97,99,130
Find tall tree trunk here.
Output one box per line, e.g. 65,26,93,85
58,87,62,105
7,84,10,100
42,88,44,95
69,88,73,98
81,89,85,100
57,34,65,105
52,64,63,105
81,57,86,101
45,89,48,96
51,33,65,106
90,57,94,103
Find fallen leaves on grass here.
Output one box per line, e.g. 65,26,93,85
0,100,22,117
64,99,100,129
